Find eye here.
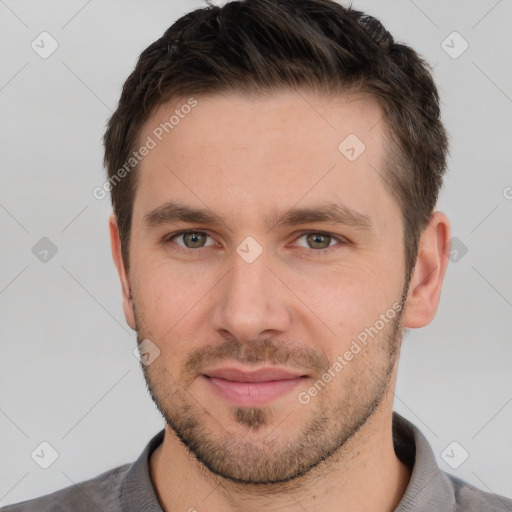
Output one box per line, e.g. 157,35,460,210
293,232,347,252
166,231,216,249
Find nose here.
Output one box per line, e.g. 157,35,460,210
210,246,291,343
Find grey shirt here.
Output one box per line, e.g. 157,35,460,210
2,413,510,511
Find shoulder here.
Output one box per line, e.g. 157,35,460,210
392,412,511,511
446,472,512,512
0,463,131,512
2,429,165,512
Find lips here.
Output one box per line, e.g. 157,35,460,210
202,366,308,406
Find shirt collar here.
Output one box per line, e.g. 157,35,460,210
118,412,456,511
393,413,456,511
118,428,165,511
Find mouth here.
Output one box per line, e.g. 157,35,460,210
201,366,309,407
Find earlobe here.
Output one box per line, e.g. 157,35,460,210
109,213,136,330
402,211,451,329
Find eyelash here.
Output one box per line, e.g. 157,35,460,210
163,230,348,256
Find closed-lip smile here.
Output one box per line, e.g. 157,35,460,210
201,366,309,406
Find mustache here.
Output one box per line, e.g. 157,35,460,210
184,338,331,377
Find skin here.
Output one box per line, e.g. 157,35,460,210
110,89,450,512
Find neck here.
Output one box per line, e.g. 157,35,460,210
149,396,411,512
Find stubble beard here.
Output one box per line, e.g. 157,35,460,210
135,297,405,486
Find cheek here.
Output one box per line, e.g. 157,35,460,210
137,255,206,300
291,264,398,353
132,261,202,335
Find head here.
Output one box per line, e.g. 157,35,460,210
105,0,450,486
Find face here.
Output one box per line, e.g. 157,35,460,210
122,90,410,484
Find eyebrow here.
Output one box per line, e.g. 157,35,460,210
142,201,373,232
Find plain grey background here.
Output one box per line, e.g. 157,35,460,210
1,0,511,507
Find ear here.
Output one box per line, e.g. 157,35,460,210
109,213,136,330
403,211,451,328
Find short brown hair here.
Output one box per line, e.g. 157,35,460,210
103,0,448,280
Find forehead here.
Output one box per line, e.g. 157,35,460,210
142,89,384,149
132,90,397,230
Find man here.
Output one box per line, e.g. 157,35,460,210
4,0,510,510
